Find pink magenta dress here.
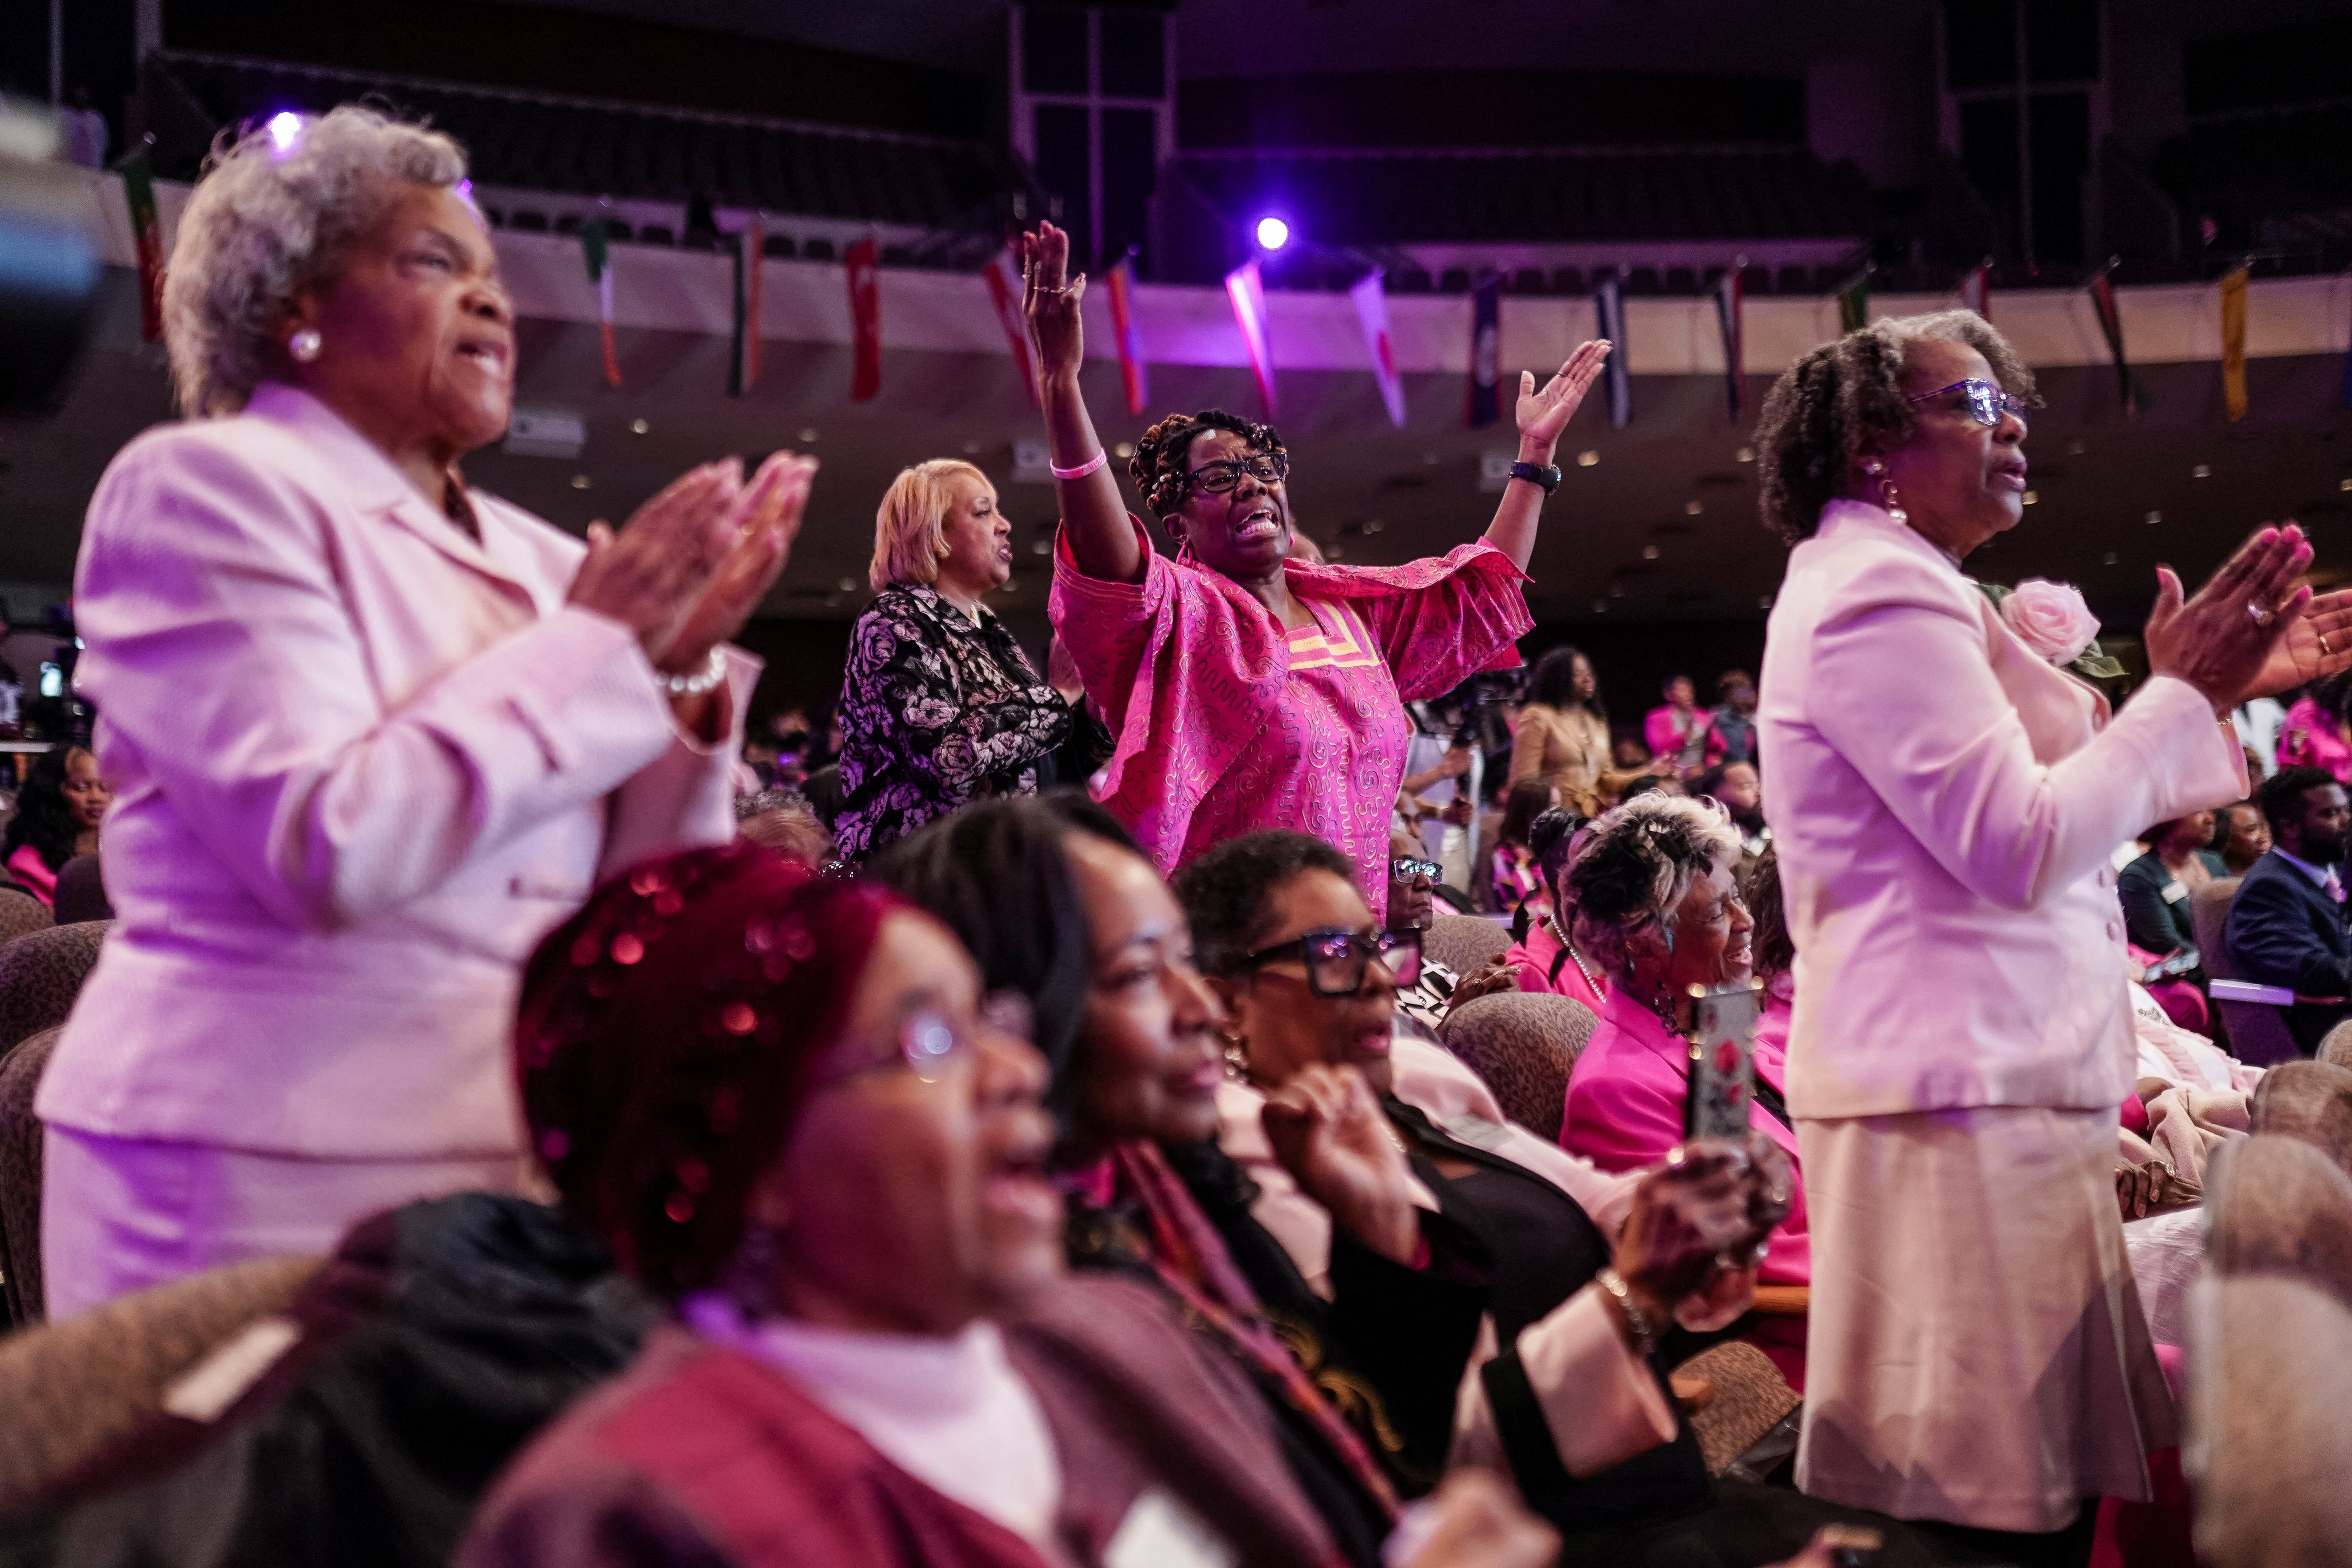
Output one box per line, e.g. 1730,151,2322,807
1050,518,1531,914
2275,694,2352,782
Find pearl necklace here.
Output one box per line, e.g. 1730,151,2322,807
1547,916,1607,998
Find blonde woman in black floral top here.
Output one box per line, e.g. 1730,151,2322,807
833,461,1073,860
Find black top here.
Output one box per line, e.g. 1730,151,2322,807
2118,848,2226,956
832,583,1072,861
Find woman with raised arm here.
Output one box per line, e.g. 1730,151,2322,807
1753,309,2352,1560
1021,221,1607,917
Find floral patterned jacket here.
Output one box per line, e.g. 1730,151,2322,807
832,583,1073,860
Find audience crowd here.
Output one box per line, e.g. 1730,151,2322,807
0,100,2341,1568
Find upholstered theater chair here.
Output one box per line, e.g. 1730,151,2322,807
2189,1275,2352,1568
2204,1134,2352,1313
2248,1061,2352,1182
1439,992,1596,1142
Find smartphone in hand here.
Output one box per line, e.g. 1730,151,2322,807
1680,982,1763,1142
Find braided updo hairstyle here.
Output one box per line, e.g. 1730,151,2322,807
1751,310,2039,546
1130,408,1286,519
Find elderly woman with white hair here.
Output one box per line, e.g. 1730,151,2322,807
38,105,815,1319
830,460,1073,860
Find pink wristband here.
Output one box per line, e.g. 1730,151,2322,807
1050,450,1109,481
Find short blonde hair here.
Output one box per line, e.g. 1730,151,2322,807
163,104,469,417
869,459,990,592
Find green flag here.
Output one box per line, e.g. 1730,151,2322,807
118,145,164,343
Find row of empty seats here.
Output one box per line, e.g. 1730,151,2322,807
148,52,1033,236
1178,146,1874,248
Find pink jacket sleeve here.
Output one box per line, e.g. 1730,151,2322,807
75,434,714,933
1642,707,1680,760
1807,551,2245,912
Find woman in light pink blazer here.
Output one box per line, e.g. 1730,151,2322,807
38,106,813,1320
1753,312,2349,1549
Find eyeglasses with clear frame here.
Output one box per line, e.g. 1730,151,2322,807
1906,378,2027,430
814,989,1035,1088
1389,856,1442,883
1183,451,1289,496
1239,926,1422,997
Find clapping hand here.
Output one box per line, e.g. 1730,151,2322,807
2145,522,2318,710
1019,222,1086,387
1261,1063,1421,1265
2256,581,2352,695
1514,340,1612,459
663,451,818,674
567,451,813,741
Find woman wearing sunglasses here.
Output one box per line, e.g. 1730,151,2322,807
1017,220,1610,918
1753,312,2352,1559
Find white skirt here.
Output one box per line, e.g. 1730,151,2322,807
42,1125,533,1323
1794,1106,2173,1533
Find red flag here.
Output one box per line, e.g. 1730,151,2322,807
119,148,164,344
1224,259,1276,418
1106,256,1149,416
982,247,1039,405
1959,260,1991,322
1349,270,1406,428
845,236,881,403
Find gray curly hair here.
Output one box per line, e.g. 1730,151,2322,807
163,104,469,417
1566,792,1743,979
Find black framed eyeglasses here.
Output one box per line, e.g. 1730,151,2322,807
1184,451,1289,495
1389,856,1442,883
1906,377,2027,429
1240,926,1421,996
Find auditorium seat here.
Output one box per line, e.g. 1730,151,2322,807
2205,1134,2352,1312
1550,266,1586,296
0,1253,321,1510
0,893,50,953
1439,992,1595,1142
0,920,108,1056
2189,1275,2352,1568
53,856,109,927
2249,1061,2352,1178
0,1025,59,1326
2318,1020,2352,1072
1423,913,1510,977
2193,878,2304,1068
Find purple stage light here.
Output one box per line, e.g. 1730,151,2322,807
266,112,304,153
1255,216,1290,251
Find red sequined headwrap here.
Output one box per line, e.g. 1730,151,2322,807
515,842,898,1296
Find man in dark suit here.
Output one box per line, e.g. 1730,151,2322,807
2224,765,2352,1055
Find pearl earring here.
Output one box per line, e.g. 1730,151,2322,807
1861,459,1907,525
289,328,322,363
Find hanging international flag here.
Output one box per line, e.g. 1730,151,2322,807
846,235,882,403
1225,259,1277,418
742,216,766,392
1466,273,1502,429
2085,267,2146,418
1105,253,1149,416
1594,271,1631,429
118,145,164,343
1349,269,1406,428
1836,269,1871,335
726,224,753,398
581,214,622,387
1711,267,1745,421
982,247,1039,406
2219,264,2250,423
1959,260,1992,321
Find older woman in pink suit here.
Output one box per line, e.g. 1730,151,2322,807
1018,222,1609,917
1558,795,1810,1388
38,106,813,1320
1753,310,2352,1558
